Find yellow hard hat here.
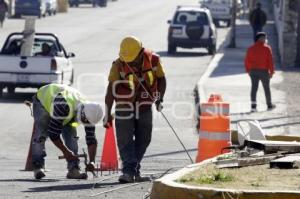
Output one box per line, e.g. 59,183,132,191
119,36,142,63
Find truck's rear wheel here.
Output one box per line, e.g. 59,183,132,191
7,86,15,95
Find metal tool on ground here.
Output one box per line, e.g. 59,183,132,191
58,148,97,178
126,65,194,164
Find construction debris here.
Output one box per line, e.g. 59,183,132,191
244,140,300,154
214,139,300,169
270,154,300,169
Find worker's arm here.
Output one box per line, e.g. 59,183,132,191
84,125,97,163
103,82,114,128
103,63,119,128
157,76,166,101
48,95,78,161
51,139,78,161
155,58,167,111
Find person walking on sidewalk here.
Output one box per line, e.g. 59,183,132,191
0,0,8,28
244,32,275,112
249,2,267,42
103,36,166,183
31,83,103,179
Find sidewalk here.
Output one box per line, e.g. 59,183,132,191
197,1,300,137
150,3,300,198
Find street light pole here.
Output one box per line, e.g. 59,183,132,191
228,0,237,48
296,0,300,67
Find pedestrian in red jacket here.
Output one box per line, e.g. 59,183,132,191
244,32,275,112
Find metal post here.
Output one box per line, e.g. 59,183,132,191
228,0,237,48
296,0,300,67
8,0,12,17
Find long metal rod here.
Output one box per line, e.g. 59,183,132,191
125,62,194,164
90,181,149,197
89,168,175,197
160,111,194,164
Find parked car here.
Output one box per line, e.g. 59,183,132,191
0,32,75,96
167,5,217,55
15,0,47,18
69,0,107,7
199,0,232,27
46,0,57,15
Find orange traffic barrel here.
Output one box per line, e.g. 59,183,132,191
196,94,231,162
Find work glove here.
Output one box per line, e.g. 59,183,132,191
86,162,95,172
103,114,113,128
155,99,163,112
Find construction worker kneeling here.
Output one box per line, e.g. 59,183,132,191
31,83,103,180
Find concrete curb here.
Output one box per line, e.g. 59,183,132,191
150,159,300,199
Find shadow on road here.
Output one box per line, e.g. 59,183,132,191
0,92,35,104
0,178,59,183
23,181,120,192
156,51,208,58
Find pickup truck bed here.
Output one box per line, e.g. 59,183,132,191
0,32,75,96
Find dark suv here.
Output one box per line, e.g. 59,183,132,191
167,6,217,55
69,0,107,7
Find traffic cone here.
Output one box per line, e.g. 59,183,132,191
99,121,118,171
24,122,35,171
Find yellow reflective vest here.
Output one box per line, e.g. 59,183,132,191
37,84,86,125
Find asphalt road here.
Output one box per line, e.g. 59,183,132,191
0,0,230,198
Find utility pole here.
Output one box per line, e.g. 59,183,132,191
296,0,300,67
228,0,237,48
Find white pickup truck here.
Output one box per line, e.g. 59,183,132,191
0,32,75,96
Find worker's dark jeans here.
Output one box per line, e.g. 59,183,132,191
249,69,272,108
115,108,152,176
31,96,79,171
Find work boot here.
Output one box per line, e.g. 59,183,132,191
66,168,88,179
118,173,134,183
267,104,276,111
134,174,151,182
34,168,46,180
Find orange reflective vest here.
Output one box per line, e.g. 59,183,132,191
115,49,159,105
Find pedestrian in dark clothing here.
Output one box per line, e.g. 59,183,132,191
0,0,8,28
249,2,267,42
244,32,276,112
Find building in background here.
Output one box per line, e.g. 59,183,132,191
273,0,298,67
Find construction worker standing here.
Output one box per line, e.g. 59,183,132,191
244,32,275,112
103,36,166,183
31,83,103,179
